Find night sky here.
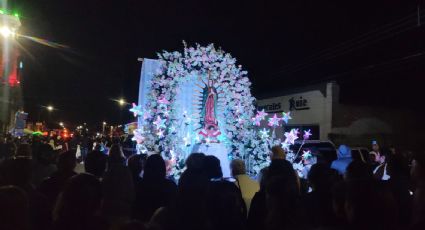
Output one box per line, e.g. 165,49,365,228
10,0,425,128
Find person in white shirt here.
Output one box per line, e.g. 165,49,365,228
230,159,260,213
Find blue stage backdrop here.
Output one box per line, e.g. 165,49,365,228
138,59,161,127
137,58,231,176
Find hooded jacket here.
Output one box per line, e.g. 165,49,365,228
331,145,352,175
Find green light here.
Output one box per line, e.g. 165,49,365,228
14,13,19,18
0,10,4,14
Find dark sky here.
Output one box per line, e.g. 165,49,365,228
10,0,425,128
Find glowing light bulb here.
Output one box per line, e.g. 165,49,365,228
0,26,15,38
118,98,126,106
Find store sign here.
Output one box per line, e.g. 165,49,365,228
289,97,310,111
257,102,282,112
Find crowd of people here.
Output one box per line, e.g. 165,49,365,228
0,134,424,230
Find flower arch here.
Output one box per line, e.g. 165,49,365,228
136,43,259,175
131,43,313,178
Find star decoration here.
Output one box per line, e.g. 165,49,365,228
284,129,299,145
268,114,281,127
259,128,270,139
163,109,170,117
183,134,191,146
132,129,145,144
281,142,290,151
159,104,168,110
235,103,244,114
195,135,201,143
153,116,166,129
169,149,176,159
303,129,312,140
143,110,152,120
129,103,143,117
282,111,292,124
143,113,150,120
251,116,261,126
292,128,300,136
183,110,188,116
156,129,165,138
257,109,268,120
158,76,168,87
169,126,177,134
157,95,170,105
302,150,313,159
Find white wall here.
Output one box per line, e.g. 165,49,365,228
256,82,337,140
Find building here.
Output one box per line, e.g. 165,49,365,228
256,82,338,141
0,10,23,133
256,82,421,151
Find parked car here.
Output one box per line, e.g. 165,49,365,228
289,140,338,164
351,147,370,163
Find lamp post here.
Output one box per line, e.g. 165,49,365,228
46,105,54,127
118,98,126,107
102,121,107,134
116,98,128,125
0,11,21,132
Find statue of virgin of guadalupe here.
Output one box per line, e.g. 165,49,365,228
198,73,221,139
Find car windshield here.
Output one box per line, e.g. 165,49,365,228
289,142,337,163
360,149,369,156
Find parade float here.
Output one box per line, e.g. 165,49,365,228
130,43,313,178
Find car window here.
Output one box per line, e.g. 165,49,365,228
290,142,337,163
360,149,369,156
351,149,361,161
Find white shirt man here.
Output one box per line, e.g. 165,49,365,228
230,159,260,213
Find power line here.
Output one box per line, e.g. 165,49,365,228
306,52,424,85
269,9,424,78
283,20,421,76
287,12,416,67
279,13,422,76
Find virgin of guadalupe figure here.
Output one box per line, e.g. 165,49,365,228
198,73,221,139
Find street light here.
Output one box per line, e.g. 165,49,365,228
59,122,64,127
118,98,126,106
0,26,15,38
47,105,54,111
0,12,20,39
102,121,107,134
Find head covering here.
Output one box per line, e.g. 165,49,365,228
338,145,352,158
